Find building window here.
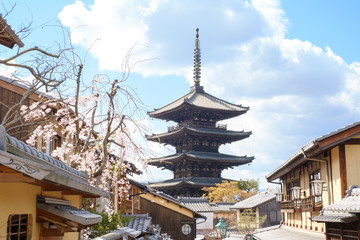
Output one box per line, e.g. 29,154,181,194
7,214,31,240
52,135,62,152
182,224,191,235
45,135,62,155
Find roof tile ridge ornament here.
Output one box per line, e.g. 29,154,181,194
346,185,360,197
192,28,204,93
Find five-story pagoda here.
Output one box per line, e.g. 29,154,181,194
147,29,254,197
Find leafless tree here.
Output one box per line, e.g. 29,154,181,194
0,11,149,197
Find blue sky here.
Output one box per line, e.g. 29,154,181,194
2,0,360,190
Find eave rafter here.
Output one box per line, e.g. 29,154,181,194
146,126,251,147
148,152,254,170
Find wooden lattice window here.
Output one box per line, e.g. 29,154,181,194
7,214,31,240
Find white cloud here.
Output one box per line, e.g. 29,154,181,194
59,0,360,190
0,65,17,79
251,0,287,39
59,0,269,77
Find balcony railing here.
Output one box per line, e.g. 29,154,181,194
279,195,322,212
168,122,227,132
279,195,293,210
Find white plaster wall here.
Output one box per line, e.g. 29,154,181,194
197,212,214,230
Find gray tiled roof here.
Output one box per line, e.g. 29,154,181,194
146,125,251,142
127,214,152,232
37,196,102,226
94,226,168,240
311,185,360,223
147,177,227,188
178,197,213,212
211,202,236,212
128,178,207,219
93,227,141,240
94,214,164,239
148,89,248,118
0,125,106,197
148,151,254,165
231,188,278,209
316,121,360,142
0,75,52,98
37,203,102,225
6,133,87,179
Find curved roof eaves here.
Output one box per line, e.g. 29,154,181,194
5,134,88,180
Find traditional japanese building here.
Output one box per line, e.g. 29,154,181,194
265,120,360,238
0,125,105,240
146,29,254,197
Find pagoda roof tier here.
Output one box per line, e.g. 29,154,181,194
148,151,254,168
146,125,251,145
147,177,228,189
148,88,249,122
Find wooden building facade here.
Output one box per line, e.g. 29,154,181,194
0,76,47,141
0,125,105,240
140,197,196,240
121,179,206,240
267,121,360,238
0,76,63,154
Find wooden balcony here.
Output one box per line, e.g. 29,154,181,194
280,195,323,213
279,195,294,213
168,122,227,132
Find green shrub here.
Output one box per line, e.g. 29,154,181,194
89,210,133,238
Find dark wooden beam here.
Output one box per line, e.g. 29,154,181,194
343,138,360,145
339,144,347,198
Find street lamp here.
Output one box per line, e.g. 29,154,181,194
291,187,301,200
311,180,324,196
275,192,283,202
215,217,228,240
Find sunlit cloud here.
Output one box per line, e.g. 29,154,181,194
59,0,360,189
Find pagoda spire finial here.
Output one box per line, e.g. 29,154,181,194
193,28,202,90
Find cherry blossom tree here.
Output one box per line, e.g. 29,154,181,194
20,67,147,209
0,14,148,214
0,44,74,138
